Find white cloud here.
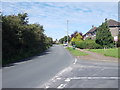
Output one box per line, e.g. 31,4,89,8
2,2,118,40
1,0,119,2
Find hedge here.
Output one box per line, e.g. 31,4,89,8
75,40,102,49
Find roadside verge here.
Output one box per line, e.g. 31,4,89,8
66,46,118,62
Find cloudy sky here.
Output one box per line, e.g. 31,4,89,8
2,2,118,40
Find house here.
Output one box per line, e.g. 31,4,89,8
84,25,97,40
84,19,120,41
107,19,120,41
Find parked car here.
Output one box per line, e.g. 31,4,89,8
63,43,68,46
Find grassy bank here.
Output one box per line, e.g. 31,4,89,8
87,48,119,58
66,47,88,56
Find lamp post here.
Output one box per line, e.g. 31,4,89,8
67,20,69,45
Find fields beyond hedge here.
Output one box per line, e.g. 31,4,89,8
66,47,88,56
87,48,119,58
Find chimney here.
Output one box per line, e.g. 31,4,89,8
105,18,107,22
92,25,94,28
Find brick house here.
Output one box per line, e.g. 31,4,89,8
84,19,120,41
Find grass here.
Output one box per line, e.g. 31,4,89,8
87,48,119,58
66,47,88,56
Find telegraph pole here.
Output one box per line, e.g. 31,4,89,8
67,20,69,44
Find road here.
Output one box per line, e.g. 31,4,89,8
2,45,74,88
2,45,119,88
41,56,119,88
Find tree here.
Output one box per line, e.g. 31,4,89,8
18,13,28,25
2,13,53,65
45,36,53,47
71,31,83,45
95,21,114,48
59,36,70,44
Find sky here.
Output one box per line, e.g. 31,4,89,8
1,2,118,40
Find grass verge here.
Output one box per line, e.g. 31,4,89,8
87,48,119,58
66,47,88,56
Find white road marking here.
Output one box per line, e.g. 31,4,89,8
38,67,72,88
76,64,117,69
70,77,119,80
56,77,61,80
57,84,66,89
65,78,71,82
73,58,77,64
41,76,119,88
56,67,72,76
45,85,49,89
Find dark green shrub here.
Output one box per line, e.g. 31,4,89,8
71,41,75,46
117,41,120,47
2,13,53,66
95,21,114,48
75,40,102,49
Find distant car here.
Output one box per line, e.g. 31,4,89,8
63,43,68,46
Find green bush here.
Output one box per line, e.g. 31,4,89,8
2,13,53,66
75,40,102,49
117,41,120,47
71,41,75,46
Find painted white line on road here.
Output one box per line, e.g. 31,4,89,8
76,65,118,70
73,58,77,64
70,77,119,80
39,66,72,88
45,85,49,89
65,78,71,82
56,67,72,76
56,77,61,80
57,84,66,89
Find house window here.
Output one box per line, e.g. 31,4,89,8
114,36,118,42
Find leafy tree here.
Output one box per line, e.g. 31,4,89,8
18,13,28,25
95,21,114,48
2,13,53,65
71,37,76,42
45,36,53,47
71,31,83,39
2,14,23,61
59,36,70,44
71,31,83,45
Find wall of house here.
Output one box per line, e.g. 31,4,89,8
109,27,118,36
84,33,96,40
109,27,119,41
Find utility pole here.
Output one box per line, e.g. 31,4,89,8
67,20,69,44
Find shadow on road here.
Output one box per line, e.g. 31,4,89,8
3,47,53,68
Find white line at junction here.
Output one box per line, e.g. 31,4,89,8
57,84,67,89
70,76,119,80
73,58,77,64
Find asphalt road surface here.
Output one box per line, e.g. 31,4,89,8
2,45,74,88
41,57,119,88
2,45,119,88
